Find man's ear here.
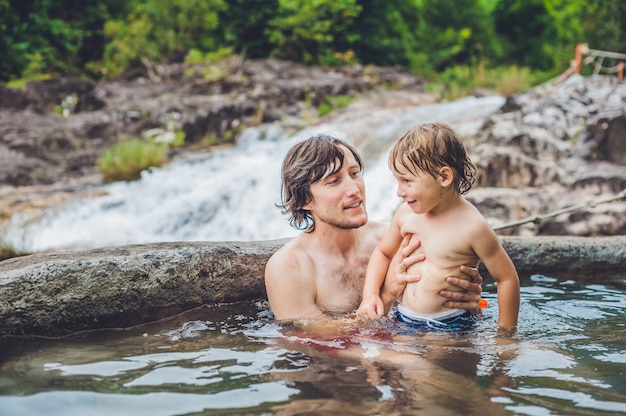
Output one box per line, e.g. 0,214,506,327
301,198,314,210
438,166,454,187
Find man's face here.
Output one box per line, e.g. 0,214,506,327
304,147,368,230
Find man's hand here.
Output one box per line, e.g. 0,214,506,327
441,265,483,313
380,233,424,312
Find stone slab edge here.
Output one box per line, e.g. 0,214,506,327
1,236,624,336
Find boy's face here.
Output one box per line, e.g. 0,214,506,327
304,147,368,229
393,162,442,215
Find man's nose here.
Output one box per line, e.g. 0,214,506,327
344,178,361,195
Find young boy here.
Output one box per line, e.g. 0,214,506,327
357,122,520,331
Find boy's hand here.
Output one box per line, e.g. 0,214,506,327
357,295,385,319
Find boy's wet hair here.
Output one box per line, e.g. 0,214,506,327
279,134,363,231
389,122,476,194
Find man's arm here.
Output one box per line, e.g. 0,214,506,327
264,250,323,321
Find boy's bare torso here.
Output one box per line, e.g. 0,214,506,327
399,202,480,315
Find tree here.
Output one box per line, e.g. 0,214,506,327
492,0,559,69
101,0,226,78
419,0,498,70
0,0,131,81
350,0,421,68
266,0,362,65
217,0,278,59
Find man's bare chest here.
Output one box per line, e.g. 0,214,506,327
315,262,366,313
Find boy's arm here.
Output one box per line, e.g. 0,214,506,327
473,225,520,331
358,216,403,318
380,233,423,312
358,247,392,318
265,250,323,321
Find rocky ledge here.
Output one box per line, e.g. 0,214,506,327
0,59,424,187
1,236,625,336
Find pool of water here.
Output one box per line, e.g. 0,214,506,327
1,273,625,415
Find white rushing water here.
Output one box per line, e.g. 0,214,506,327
9,96,505,251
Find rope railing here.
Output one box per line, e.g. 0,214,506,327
493,189,626,231
554,43,625,85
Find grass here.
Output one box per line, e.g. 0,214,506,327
0,241,29,261
97,139,169,182
431,63,556,101
318,94,354,117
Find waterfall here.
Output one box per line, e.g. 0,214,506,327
10,96,505,251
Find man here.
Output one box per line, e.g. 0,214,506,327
265,134,482,321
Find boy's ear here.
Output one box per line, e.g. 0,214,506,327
438,166,454,187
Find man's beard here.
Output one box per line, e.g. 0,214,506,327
318,212,368,230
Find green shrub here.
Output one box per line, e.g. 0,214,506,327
318,94,354,116
0,241,29,262
434,63,554,100
97,139,168,182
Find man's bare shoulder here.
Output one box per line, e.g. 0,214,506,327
265,236,314,280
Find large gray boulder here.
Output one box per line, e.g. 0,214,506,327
1,236,625,336
0,240,286,336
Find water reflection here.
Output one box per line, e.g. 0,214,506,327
1,275,625,415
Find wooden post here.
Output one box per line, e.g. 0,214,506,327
618,62,624,81
574,43,586,74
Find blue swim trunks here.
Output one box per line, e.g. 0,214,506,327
395,304,475,331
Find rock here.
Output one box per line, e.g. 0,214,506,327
1,236,625,336
575,81,626,164
467,74,626,236
0,239,287,336
0,59,424,187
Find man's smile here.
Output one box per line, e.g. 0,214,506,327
344,201,362,210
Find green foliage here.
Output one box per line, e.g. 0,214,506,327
318,94,354,116
266,0,362,65
577,1,626,55
100,0,226,78
0,0,623,86
350,0,421,68
492,0,560,70
0,226,29,261
97,139,169,182
0,0,122,81
433,63,548,100
183,47,237,80
171,130,186,148
0,242,29,261
201,134,222,147
216,0,277,58
419,0,498,70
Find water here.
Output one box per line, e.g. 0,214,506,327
5,96,505,252
1,274,625,415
